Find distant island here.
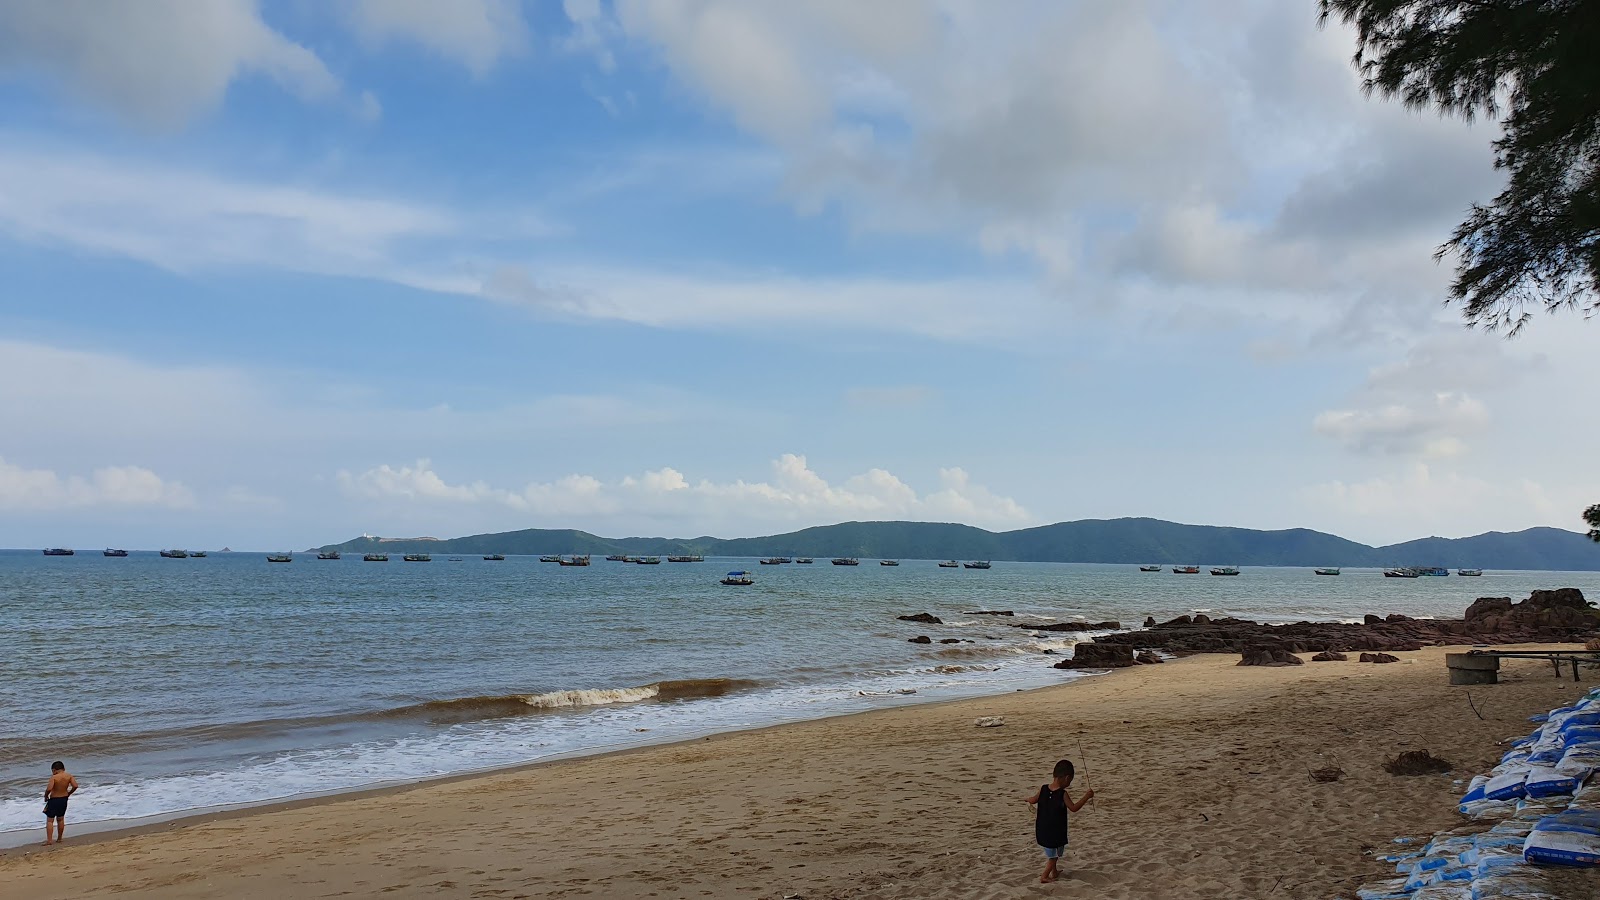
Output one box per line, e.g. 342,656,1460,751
315,518,1600,571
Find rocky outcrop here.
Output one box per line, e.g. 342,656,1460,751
1086,590,1599,658
898,613,943,624
1135,651,1163,665
1312,650,1348,662
908,635,932,644
1053,643,1135,669
1013,620,1122,633
1144,616,1157,627
1359,652,1400,664
1238,646,1304,667
967,610,1014,616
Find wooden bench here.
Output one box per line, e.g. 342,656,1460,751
1448,649,1600,685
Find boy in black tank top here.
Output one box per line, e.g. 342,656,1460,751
1022,759,1093,883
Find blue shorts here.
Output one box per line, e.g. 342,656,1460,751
1042,845,1066,859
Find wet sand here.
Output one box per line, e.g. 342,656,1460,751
5,644,1599,899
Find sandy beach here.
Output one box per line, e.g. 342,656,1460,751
6,645,1600,899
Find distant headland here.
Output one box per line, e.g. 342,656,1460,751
315,517,1600,571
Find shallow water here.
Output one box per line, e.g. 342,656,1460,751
2,549,1594,842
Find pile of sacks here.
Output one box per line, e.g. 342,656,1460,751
1354,688,1600,899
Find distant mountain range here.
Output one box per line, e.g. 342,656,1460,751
316,518,1600,571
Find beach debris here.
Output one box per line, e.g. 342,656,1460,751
908,635,932,644
1309,765,1346,783
1312,650,1348,662
897,612,943,624
1052,643,1135,669
967,610,1014,616
1359,652,1401,664
974,716,1005,728
1384,750,1452,776
1236,645,1304,667
1135,650,1163,664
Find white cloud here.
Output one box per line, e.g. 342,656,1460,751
339,453,1033,531
0,0,340,127
0,456,194,511
1301,464,1566,542
0,144,457,278
1313,392,1489,458
347,0,529,76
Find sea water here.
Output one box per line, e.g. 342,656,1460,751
2,549,1596,844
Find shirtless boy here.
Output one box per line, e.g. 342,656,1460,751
43,761,78,845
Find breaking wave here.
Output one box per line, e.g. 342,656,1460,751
391,678,763,724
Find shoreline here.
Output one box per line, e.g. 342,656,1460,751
0,664,1109,856
7,643,1600,899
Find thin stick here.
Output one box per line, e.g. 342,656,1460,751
1077,736,1097,810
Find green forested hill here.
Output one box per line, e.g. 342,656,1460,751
316,518,1600,570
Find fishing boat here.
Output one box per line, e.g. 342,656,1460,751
720,570,754,586
635,556,661,565
267,554,292,563
832,557,860,566
880,560,900,566
403,553,431,562
1210,566,1240,576
668,555,705,562
760,557,785,565
605,554,631,562
42,548,74,556
558,555,591,566
938,560,960,568
160,549,188,559
1314,567,1341,576
317,551,341,560
1384,567,1419,578
1458,568,1483,576
964,560,992,569
448,557,463,562
103,548,128,557
1416,566,1449,577
1172,565,1200,574
484,554,506,561
1139,565,1161,572
364,553,388,562
539,554,562,563
795,557,813,564
190,551,207,558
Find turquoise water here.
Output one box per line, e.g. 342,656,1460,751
3,549,1595,843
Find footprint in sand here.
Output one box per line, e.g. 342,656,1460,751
1064,870,1112,887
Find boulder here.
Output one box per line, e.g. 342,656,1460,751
1312,650,1348,662
1238,646,1304,667
1364,614,1384,626
908,635,932,644
1464,597,1513,621
1144,616,1157,628
1135,651,1163,665
1193,614,1212,625
939,638,962,644
898,612,943,624
1359,652,1400,664
1053,643,1135,669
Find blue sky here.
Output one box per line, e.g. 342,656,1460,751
1,0,1595,550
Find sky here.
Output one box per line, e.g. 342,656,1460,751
0,0,1595,550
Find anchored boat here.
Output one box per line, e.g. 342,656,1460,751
267,554,292,563
1139,565,1161,572
1210,566,1240,576
103,548,128,557
42,548,74,556
964,560,992,569
317,551,341,560
1172,565,1199,574
364,553,388,562
1315,567,1341,576
160,549,188,559
831,558,860,566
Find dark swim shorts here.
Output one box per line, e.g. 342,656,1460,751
44,796,68,819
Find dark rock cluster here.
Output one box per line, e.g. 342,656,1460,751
1089,589,1599,658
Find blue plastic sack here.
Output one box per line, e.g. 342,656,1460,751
1356,876,1410,899
1523,767,1577,799
1486,770,1529,801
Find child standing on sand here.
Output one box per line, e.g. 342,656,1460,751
1023,759,1093,884
43,761,78,846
